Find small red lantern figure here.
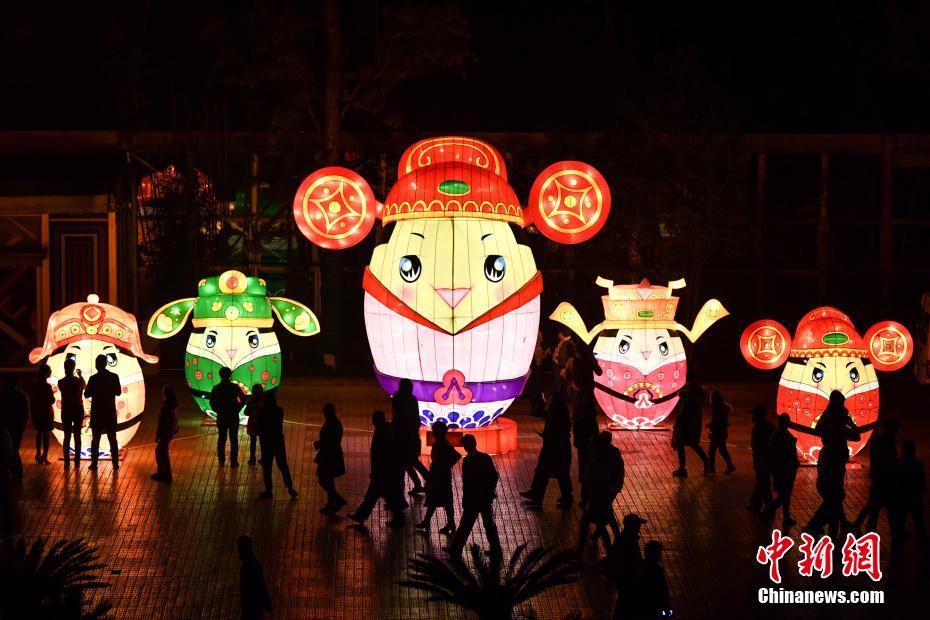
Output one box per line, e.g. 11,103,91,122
740,307,913,464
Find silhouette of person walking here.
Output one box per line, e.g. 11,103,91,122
0,375,29,480
746,405,775,514
570,348,602,503
896,439,928,545
85,354,122,470
445,434,502,559
30,364,54,465
392,379,428,495
577,431,624,554
522,392,573,509
671,382,710,477
764,413,799,528
244,384,264,466
210,366,246,467
349,410,406,527
552,329,577,395
314,403,346,514
630,540,671,620
57,358,85,465
604,512,646,619
706,391,735,474
794,391,863,537
237,535,272,620
417,420,461,534
853,418,900,534
151,386,179,482
256,391,296,499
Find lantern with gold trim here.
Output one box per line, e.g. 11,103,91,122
147,270,320,422
740,307,913,463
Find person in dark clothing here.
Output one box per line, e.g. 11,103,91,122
552,329,577,396
896,439,928,544
349,410,406,527
417,420,461,534
671,382,710,477
577,431,624,554
746,405,775,514
853,419,900,534
631,540,671,620
57,359,85,465
30,364,54,465
570,348,602,503
521,392,573,509
210,367,246,467
445,434,502,559
0,375,29,480
763,413,800,528
152,386,179,482
527,330,551,418
244,384,264,466
315,403,346,514
237,535,272,620
255,391,296,499
706,390,735,474
392,378,428,495
795,391,864,537
85,354,123,470
605,513,646,620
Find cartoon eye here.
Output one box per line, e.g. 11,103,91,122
849,367,860,383
205,333,217,348
484,255,506,282
399,255,422,283
658,342,669,356
106,353,118,367
618,339,631,354
248,333,260,349
812,367,824,383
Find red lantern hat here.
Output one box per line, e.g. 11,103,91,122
29,294,158,364
788,307,867,359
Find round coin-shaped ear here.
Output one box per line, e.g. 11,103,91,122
293,167,377,249
864,321,913,372
740,319,791,370
526,161,611,244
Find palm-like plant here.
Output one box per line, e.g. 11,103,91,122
0,537,112,619
400,544,580,620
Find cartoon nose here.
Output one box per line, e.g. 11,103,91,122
226,348,238,360
641,350,651,360
434,287,470,308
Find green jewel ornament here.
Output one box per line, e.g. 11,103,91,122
147,270,320,421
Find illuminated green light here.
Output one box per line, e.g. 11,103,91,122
822,332,849,345
637,310,654,318
438,180,470,195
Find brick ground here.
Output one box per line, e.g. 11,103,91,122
8,375,930,619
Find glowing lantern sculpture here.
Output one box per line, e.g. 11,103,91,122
740,307,913,463
293,136,611,432
550,278,729,429
147,270,320,422
29,294,158,455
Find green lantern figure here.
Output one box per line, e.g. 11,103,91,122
147,270,320,421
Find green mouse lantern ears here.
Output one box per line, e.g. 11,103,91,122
147,270,320,339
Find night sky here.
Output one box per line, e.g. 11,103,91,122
5,1,930,133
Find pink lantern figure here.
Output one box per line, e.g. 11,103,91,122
551,277,729,429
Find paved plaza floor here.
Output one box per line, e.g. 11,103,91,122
8,375,930,619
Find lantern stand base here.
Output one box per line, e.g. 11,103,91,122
606,422,670,432
420,418,518,456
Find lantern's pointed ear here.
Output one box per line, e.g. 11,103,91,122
270,297,321,337
677,299,729,343
740,320,791,370
147,299,196,339
549,302,602,345
864,321,913,372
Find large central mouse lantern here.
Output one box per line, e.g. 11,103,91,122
29,294,158,455
147,270,320,422
550,277,728,429
294,136,612,429
740,307,912,463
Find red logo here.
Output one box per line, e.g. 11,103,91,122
433,370,473,406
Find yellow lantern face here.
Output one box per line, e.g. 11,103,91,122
368,218,537,334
